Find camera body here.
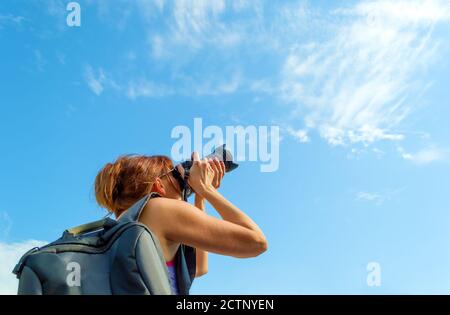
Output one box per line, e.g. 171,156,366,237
179,144,239,174
175,145,238,200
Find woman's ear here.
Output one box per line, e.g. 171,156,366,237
151,178,166,196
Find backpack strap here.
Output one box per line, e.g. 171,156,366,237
176,243,196,295
63,218,117,238
12,247,40,278
117,192,197,295
117,192,162,223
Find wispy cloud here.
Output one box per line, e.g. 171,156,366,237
356,191,384,205
280,0,450,146
194,73,241,96
164,0,241,50
285,127,310,143
398,146,447,165
0,211,12,239
138,0,252,59
126,79,173,100
45,0,66,17
146,0,448,148
56,51,66,65
34,49,46,72
85,0,449,152
150,35,168,59
124,72,241,99
84,65,173,99
65,104,77,117
0,14,25,29
356,187,406,206
84,65,107,96
84,66,106,95
0,240,48,294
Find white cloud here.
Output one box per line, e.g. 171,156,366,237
232,0,253,13
127,79,173,99
138,0,244,55
87,0,449,151
84,65,106,96
194,73,241,96
280,0,450,146
137,0,166,17
356,187,406,205
34,49,46,72
356,191,384,205
141,0,448,147
45,0,66,17
153,0,165,12
398,146,447,164
250,79,276,95
56,51,66,65
171,0,227,48
150,35,167,59
350,0,450,25
214,78,240,94
0,14,25,29
0,240,48,295
286,127,310,143
0,212,12,239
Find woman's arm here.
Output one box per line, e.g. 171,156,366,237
188,154,267,239
141,195,267,258
140,154,268,258
194,194,208,278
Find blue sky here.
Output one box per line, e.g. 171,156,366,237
1,0,450,294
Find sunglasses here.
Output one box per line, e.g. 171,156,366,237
159,167,193,201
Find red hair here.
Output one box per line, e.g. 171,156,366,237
94,155,173,217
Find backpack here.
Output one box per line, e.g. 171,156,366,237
12,192,196,295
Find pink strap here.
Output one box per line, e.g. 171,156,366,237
166,260,174,267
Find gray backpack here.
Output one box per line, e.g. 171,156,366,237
12,192,196,295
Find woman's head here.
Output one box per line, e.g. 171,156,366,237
94,154,182,217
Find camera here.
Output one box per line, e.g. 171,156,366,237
174,145,238,200
180,144,239,173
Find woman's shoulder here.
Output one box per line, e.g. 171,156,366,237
145,195,190,212
141,196,198,236
145,194,182,210
140,196,182,230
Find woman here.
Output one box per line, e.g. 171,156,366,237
94,151,268,294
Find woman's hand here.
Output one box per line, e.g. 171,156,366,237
209,157,225,189
188,152,215,197
188,152,226,198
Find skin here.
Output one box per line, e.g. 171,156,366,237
138,152,268,278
